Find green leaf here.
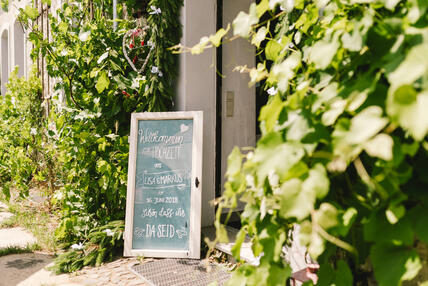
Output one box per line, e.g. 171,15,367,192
334,106,388,148
388,43,428,88
364,212,414,246
308,36,339,69
335,260,353,286
269,51,301,92
210,25,229,47
254,140,304,186
371,244,422,286
232,3,259,38
336,208,358,236
252,27,267,48
385,204,405,224
265,40,283,62
302,163,329,199
231,228,246,260
226,147,242,178
226,265,251,286
216,224,229,243
364,133,394,161
341,30,363,52
256,0,269,17
276,178,315,220
24,5,39,20
408,206,428,244
259,95,285,133
382,0,401,10
95,71,110,94
387,89,428,141
315,203,339,230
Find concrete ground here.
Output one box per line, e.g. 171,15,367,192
0,201,146,286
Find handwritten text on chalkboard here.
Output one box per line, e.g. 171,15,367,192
132,120,193,250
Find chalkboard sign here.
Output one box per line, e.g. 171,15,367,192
124,112,203,259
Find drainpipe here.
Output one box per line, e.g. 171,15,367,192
113,0,117,30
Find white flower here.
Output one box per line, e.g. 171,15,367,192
149,6,161,15
147,40,155,48
104,229,114,237
30,128,37,135
267,87,278,96
71,242,84,250
151,66,159,74
158,71,163,77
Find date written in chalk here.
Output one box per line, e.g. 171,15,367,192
140,207,185,218
146,197,178,204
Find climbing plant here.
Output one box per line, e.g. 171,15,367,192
13,0,183,271
183,0,428,285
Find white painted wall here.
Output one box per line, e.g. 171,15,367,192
1,29,9,96
177,0,217,227
0,0,31,95
221,0,256,197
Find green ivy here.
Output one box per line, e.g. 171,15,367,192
13,0,183,271
195,0,428,285
0,68,56,200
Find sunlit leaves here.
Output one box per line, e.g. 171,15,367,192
233,3,259,38
268,51,301,91
387,88,428,141
252,27,267,48
23,5,39,20
388,43,428,88
95,71,110,94
308,34,339,69
364,133,393,160
213,0,428,285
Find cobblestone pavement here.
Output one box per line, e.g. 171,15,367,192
69,257,147,286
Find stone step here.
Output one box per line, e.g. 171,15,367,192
202,225,317,286
0,227,37,249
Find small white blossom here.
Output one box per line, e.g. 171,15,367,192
151,66,159,74
267,87,278,96
158,71,163,77
71,242,84,250
30,128,37,135
149,6,161,15
104,229,114,237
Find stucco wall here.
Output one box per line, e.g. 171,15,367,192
177,0,217,227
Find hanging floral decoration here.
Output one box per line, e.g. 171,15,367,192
122,25,153,74
123,0,183,111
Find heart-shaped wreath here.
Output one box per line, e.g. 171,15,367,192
122,26,154,74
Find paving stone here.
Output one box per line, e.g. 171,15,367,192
80,278,98,285
0,202,8,211
0,253,54,286
0,212,13,224
0,227,37,249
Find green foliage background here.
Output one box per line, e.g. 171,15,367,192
195,0,428,285
0,0,182,271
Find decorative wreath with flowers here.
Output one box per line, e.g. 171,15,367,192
122,1,182,111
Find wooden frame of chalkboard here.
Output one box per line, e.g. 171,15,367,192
124,111,203,259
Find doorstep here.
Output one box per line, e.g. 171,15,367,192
202,225,318,286
202,225,259,265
